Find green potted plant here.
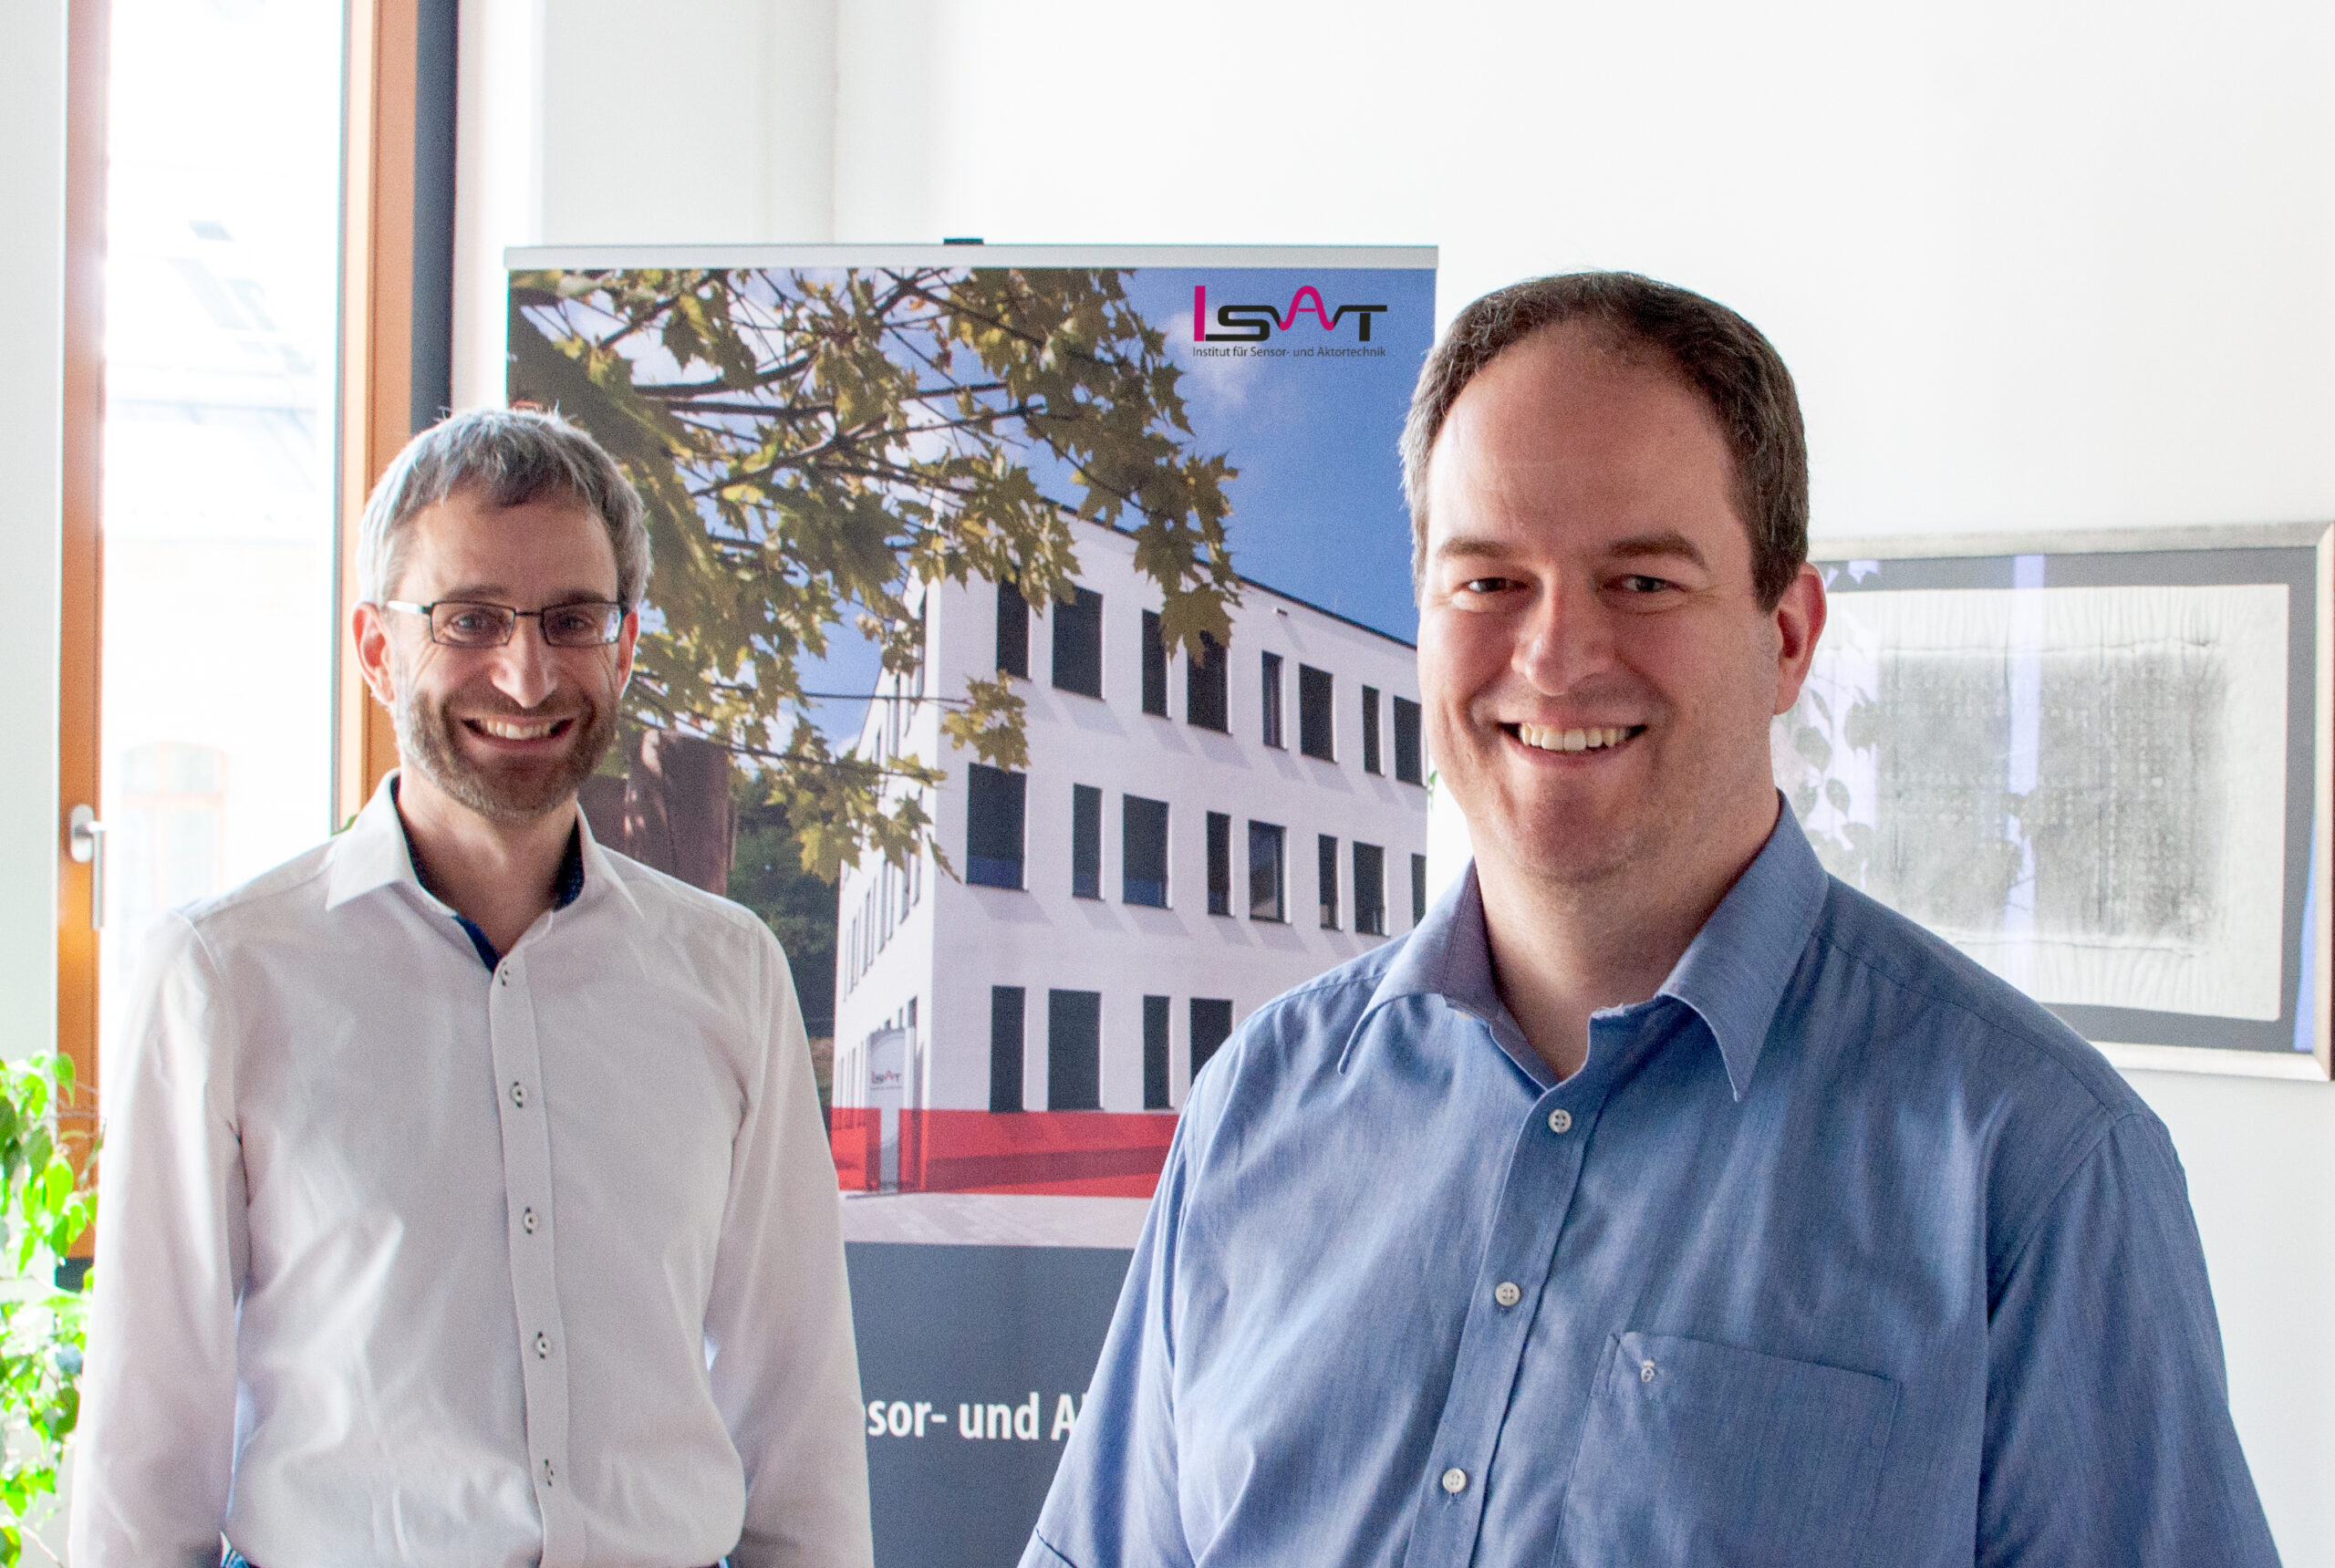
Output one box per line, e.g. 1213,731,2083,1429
0,1056,94,1564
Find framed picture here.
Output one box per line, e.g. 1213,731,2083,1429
1775,524,2331,1079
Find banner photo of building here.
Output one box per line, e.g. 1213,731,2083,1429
506,245,1437,1564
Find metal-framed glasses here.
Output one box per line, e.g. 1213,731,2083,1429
385,598,627,649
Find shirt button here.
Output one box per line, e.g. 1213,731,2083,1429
541,1458,556,1487
510,1081,527,1108
499,971,509,987
1547,1107,1573,1135
1440,1467,1468,1495
1641,1358,1658,1383
1493,1281,1521,1309
522,1207,539,1234
534,1332,552,1358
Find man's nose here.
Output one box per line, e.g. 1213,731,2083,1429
1512,578,1614,694
485,618,559,708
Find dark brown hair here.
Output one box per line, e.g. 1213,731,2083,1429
1401,272,1808,609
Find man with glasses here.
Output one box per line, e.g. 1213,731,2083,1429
73,410,874,1568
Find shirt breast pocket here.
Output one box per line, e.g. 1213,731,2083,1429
1551,1332,1898,1568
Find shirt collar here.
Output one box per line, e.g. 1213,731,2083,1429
1361,796,1831,1099
1655,796,1831,1100
323,770,639,921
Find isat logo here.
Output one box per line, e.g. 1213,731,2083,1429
1192,284,1388,344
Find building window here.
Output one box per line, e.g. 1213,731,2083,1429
996,579,1029,678
1412,852,1428,926
1187,630,1229,732
1190,998,1234,1080
966,763,1026,888
1141,609,1169,717
1143,995,1171,1110
1298,664,1334,761
1052,586,1103,697
1260,651,1284,747
1354,842,1387,936
1123,795,1169,907
990,986,1025,1112
1206,812,1231,916
1048,989,1102,1110
1316,834,1339,929
1393,696,1424,784
1248,821,1285,921
1361,685,1382,774
1071,784,1101,899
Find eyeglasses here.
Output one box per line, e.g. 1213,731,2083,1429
384,598,627,649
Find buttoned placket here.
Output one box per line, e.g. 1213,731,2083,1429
1398,1004,1624,1568
488,940,583,1564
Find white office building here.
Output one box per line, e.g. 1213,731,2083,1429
832,521,1432,1119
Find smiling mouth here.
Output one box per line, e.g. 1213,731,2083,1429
1507,722,1645,753
465,715,574,742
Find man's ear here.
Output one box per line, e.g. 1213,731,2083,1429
1769,563,1827,716
611,608,639,699
352,601,400,710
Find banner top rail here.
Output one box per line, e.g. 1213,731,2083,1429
505,243,1437,271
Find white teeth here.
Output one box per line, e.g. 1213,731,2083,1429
476,718,558,740
1517,723,1630,753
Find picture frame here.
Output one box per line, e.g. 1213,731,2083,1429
1779,524,2331,1080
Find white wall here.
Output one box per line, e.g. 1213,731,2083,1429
503,5,2335,1556
0,0,66,1065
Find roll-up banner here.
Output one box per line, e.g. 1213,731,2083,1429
505,244,1437,1563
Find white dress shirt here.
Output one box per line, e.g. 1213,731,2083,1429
70,776,873,1568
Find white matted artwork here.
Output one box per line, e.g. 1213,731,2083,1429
1773,526,2331,1080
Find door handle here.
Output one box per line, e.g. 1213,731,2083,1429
68,805,106,929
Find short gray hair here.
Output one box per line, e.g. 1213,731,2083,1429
1401,272,1808,610
358,407,652,607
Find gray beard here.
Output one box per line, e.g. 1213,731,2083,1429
390,677,617,826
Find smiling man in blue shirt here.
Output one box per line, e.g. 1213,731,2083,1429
1022,273,2279,1568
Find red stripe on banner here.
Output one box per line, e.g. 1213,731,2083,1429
829,1109,1177,1198
827,1107,881,1192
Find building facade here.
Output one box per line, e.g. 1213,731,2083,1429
831,523,1429,1181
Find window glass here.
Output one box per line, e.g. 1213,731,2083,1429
1047,988,1103,1110
1071,784,1101,899
1206,811,1231,916
99,0,342,1035
1189,997,1235,1080
1354,842,1387,936
1317,834,1339,929
1142,995,1171,1110
1412,852,1429,926
1362,685,1382,774
1393,695,1425,784
995,579,1030,678
989,985,1025,1112
1140,609,1168,717
1248,821,1286,921
1261,651,1284,747
1299,664,1335,760
966,763,1026,888
1052,586,1103,698
1187,630,1229,732
1123,795,1170,908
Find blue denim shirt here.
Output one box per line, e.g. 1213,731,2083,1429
1024,805,2278,1568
